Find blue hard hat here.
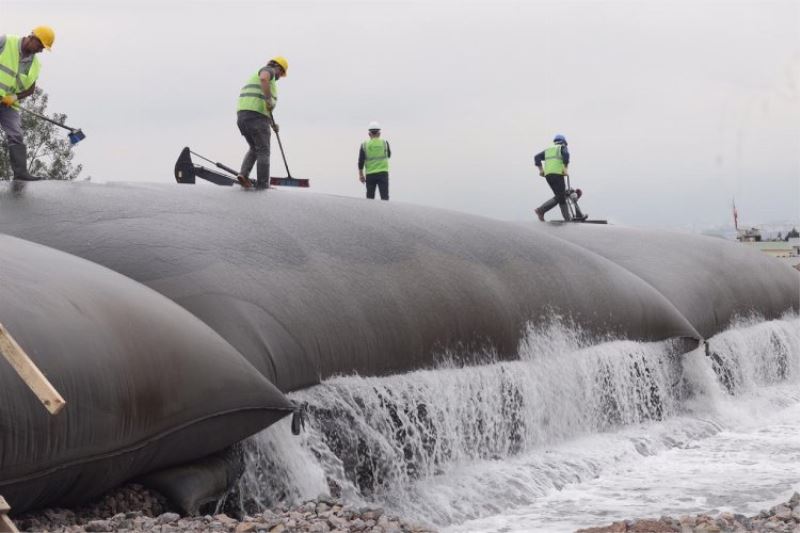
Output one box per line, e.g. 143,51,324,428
553,134,567,144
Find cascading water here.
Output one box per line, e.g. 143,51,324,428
230,315,800,531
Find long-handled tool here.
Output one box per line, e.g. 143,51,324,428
269,119,309,187
561,175,607,224
173,147,310,189
18,106,86,145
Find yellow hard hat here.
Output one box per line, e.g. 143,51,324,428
32,26,55,50
271,56,288,76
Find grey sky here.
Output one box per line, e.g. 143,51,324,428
4,0,799,228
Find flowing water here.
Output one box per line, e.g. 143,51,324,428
231,314,800,532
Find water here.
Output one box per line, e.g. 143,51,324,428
232,314,800,532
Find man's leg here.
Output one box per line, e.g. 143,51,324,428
0,107,37,181
546,174,570,221
535,197,558,220
237,113,271,189
365,174,377,199
377,172,389,200
250,118,271,189
236,115,256,188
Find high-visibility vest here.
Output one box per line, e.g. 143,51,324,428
237,69,277,116
0,35,41,101
543,144,565,175
362,138,389,174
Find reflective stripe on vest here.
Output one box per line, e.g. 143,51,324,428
0,35,40,99
0,35,21,96
543,144,565,175
363,138,389,174
237,70,277,116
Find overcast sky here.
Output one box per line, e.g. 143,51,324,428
4,0,799,229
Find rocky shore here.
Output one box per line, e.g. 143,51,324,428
13,485,800,532
577,492,800,533
13,485,435,533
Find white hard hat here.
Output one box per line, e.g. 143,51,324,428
368,121,381,130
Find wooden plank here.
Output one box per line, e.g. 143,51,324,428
0,496,19,533
0,323,66,415
0,514,18,533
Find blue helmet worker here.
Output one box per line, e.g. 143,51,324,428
533,134,572,221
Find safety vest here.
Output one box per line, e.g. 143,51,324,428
237,69,277,116
0,35,41,101
543,144,565,175
362,138,389,174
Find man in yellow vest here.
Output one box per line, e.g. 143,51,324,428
235,56,288,190
358,121,391,200
533,134,573,221
0,26,55,181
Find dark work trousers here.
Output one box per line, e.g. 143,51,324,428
237,110,271,189
366,171,389,200
536,173,571,220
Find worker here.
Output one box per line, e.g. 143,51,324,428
0,26,55,181
533,134,572,221
235,56,288,190
358,121,391,200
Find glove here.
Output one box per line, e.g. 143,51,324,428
538,169,545,177
1,94,17,106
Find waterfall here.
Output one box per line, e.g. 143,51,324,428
231,315,800,526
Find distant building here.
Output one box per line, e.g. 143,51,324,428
741,241,796,258
736,227,762,242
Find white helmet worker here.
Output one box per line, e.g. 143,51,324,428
368,121,381,131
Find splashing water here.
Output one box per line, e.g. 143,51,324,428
232,315,800,530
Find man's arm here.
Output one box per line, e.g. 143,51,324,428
386,141,391,158
17,83,35,101
561,145,570,175
358,145,366,183
258,68,273,105
533,150,545,176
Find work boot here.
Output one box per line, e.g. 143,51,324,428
559,203,572,221
536,197,558,221
9,144,41,181
237,175,252,189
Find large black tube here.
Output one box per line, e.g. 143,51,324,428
535,223,800,339
0,234,292,513
0,182,704,394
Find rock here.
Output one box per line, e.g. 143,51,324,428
629,519,675,532
236,522,259,533
84,519,111,532
328,515,348,529
269,524,286,533
264,517,284,530
361,506,385,521
157,511,181,524
693,523,721,533
317,502,330,514
771,504,792,520
308,521,331,532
